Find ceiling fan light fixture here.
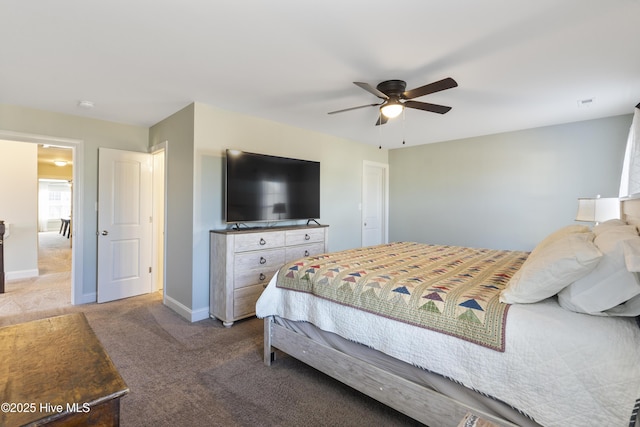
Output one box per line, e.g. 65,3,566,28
380,102,404,119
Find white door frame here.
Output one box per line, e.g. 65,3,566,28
150,141,167,301
0,129,85,305
362,160,389,246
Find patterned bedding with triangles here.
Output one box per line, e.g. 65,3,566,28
276,241,528,351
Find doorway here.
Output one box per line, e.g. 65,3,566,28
96,145,166,303
37,178,72,279
37,143,73,279
0,130,84,307
0,130,167,309
152,147,165,295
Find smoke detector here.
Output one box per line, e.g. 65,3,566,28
77,100,95,109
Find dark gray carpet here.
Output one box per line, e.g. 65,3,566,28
0,293,423,426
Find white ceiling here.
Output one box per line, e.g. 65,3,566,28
1,0,639,148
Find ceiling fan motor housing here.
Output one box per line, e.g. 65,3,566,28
376,80,407,97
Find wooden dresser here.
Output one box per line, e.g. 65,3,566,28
0,313,128,426
210,225,329,326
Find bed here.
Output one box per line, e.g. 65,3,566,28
256,199,640,427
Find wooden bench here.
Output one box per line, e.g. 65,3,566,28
0,313,129,426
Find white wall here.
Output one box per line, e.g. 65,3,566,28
0,140,38,278
389,114,632,251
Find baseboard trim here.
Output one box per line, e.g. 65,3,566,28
5,269,39,281
190,307,210,322
79,292,97,304
164,294,209,323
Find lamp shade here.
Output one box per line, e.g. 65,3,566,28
576,197,620,222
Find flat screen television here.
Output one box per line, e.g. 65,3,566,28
225,150,320,224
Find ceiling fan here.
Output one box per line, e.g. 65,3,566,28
328,77,458,125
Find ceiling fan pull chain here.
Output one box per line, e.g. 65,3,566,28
378,111,383,149
402,108,406,145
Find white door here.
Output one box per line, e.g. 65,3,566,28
362,161,388,247
97,148,153,303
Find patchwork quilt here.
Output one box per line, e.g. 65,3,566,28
276,242,528,351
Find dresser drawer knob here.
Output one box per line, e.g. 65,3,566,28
304,250,309,257
259,238,266,245
260,256,266,264
259,273,266,281
304,233,310,240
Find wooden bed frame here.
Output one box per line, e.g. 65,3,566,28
263,197,640,427
263,316,518,427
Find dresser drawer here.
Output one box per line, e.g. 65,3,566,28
285,228,325,246
234,284,264,318
234,248,285,272
234,231,285,252
285,242,326,263
234,267,277,289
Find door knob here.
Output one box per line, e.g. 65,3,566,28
101,230,109,236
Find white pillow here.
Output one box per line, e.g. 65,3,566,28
592,219,633,236
600,293,640,317
623,239,640,272
557,242,640,314
558,234,640,315
593,226,639,252
500,232,601,304
529,224,590,258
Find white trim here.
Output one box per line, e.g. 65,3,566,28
0,129,85,305
362,160,389,246
0,130,82,146
149,140,168,305
79,292,97,304
164,294,210,322
5,269,39,281
149,140,167,154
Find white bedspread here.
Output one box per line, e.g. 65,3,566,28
257,273,640,427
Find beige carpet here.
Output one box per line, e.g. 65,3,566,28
0,231,71,318
38,230,72,275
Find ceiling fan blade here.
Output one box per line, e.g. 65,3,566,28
404,100,452,114
375,114,389,126
354,82,389,100
402,77,458,100
328,103,382,114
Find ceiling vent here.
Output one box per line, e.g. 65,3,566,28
577,98,595,108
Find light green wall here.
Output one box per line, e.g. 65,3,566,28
0,140,38,277
190,102,388,318
149,104,195,316
0,104,149,300
389,114,632,251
